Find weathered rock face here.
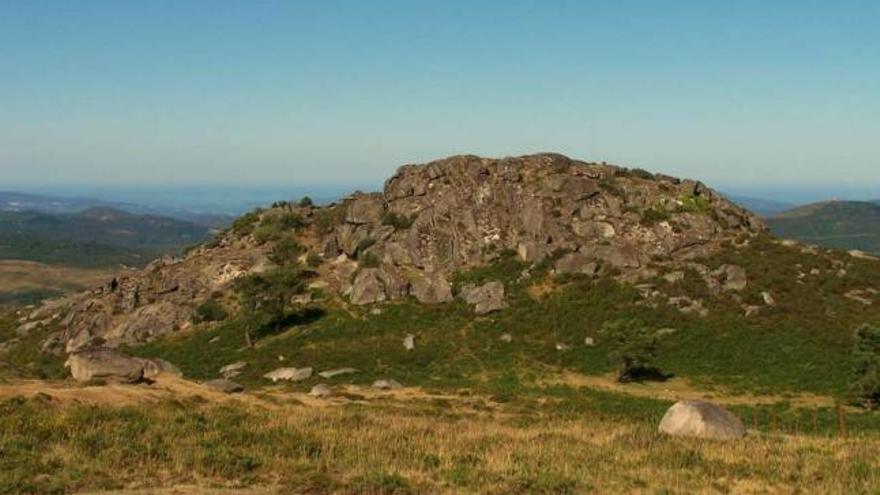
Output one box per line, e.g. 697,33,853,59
46,241,271,353
37,153,764,354
659,400,746,439
322,154,762,306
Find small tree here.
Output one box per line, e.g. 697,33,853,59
600,319,662,383
232,265,307,347
194,298,228,323
852,323,880,409
298,196,314,207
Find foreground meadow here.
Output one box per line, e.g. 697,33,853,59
1,376,878,495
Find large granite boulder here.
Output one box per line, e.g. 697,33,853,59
66,348,146,383
409,270,453,304
659,400,746,439
349,269,387,305
460,281,507,314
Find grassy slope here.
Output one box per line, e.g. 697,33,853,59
766,201,880,254
129,236,880,399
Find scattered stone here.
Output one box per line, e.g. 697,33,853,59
663,271,685,284
309,384,334,398
761,291,776,306
659,400,746,439
263,367,313,383
219,361,247,379
318,367,358,379
668,296,709,317
372,379,403,390
403,334,415,351
499,333,513,343
65,348,147,383
583,336,596,347
204,378,244,394
460,281,507,315
278,355,286,361
656,328,677,337
743,305,762,317
845,290,874,306
370,308,383,315
208,336,221,344
555,343,571,352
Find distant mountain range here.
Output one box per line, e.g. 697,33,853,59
727,195,795,216
0,191,234,229
0,207,212,268
765,201,880,254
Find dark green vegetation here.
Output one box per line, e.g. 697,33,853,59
852,324,880,409
0,207,211,268
0,316,65,380
600,319,664,383
766,201,880,254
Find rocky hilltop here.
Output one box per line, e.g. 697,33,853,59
24,154,765,353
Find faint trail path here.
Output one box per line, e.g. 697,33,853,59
548,371,837,408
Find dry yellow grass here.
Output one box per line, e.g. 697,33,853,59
2,376,879,494
0,259,119,297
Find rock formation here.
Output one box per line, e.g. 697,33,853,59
25,153,765,355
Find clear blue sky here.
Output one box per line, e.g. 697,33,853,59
1,1,878,195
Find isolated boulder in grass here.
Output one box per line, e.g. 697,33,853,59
460,281,507,315
66,348,145,383
659,400,746,439
263,367,313,383
204,378,244,394
372,379,403,390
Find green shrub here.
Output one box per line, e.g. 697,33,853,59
630,168,655,181
306,251,323,268
640,207,670,227
679,194,711,213
355,238,376,258
852,323,880,409
254,213,306,243
599,319,663,383
231,209,262,236
315,206,345,234
269,236,305,266
299,196,314,207
360,251,380,268
194,299,228,323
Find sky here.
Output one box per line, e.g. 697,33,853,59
1,1,878,200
